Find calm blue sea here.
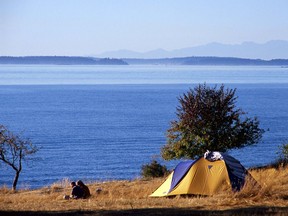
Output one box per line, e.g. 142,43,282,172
0,65,288,189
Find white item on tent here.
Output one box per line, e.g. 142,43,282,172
204,150,223,162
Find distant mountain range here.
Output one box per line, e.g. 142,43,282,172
96,40,288,60
2,40,288,66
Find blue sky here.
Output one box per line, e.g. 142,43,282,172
1,0,288,56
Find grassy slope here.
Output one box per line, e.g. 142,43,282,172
0,166,287,215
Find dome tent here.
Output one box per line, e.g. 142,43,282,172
150,151,254,197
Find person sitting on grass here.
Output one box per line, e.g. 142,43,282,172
70,181,84,199
77,180,91,198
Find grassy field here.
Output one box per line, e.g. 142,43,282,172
0,166,287,215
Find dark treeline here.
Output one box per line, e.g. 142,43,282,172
0,56,128,65
1,56,288,66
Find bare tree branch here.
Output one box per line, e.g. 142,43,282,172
0,125,38,190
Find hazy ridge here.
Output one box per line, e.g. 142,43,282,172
96,40,288,60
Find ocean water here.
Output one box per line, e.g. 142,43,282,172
0,65,288,189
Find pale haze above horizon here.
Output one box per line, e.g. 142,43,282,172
1,0,288,57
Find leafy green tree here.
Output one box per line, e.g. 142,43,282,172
162,84,264,160
0,125,38,190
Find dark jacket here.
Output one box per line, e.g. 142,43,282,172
71,185,84,199
81,185,91,198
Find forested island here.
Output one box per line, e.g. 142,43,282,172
0,56,128,65
124,56,288,66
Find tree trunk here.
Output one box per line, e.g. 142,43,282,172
12,170,20,191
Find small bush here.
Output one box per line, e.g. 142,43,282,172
277,143,288,165
141,160,169,178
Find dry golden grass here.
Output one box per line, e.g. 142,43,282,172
0,166,287,215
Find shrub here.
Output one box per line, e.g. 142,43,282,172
141,160,169,178
277,143,288,165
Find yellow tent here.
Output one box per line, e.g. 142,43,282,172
150,153,250,197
